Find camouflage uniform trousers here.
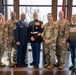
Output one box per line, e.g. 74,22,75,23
43,42,56,65
56,41,68,64
5,41,17,65
0,43,5,65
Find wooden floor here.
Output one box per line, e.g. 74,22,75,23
0,51,75,75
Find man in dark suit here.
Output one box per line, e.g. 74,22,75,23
14,13,28,67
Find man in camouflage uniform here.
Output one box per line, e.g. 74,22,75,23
0,13,5,67
43,13,58,69
4,11,17,67
55,11,70,69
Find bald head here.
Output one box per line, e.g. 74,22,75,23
33,12,38,20
21,13,26,21
10,11,16,20
59,10,64,19
59,11,64,14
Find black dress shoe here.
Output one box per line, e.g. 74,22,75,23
23,63,28,66
16,64,23,67
30,62,35,65
34,64,39,68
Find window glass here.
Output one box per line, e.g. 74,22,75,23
19,7,52,24
19,0,52,5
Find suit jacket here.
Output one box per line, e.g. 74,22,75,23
14,20,28,44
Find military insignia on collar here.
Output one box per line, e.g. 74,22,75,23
35,22,40,26
14,25,17,29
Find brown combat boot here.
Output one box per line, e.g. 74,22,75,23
54,62,60,67
47,64,53,70
44,63,49,68
58,64,64,70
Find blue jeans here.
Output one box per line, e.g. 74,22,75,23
31,43,41,65
70,42,76,64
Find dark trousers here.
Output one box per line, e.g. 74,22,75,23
31,43,41,65
70,42,76,64
17,43,27,64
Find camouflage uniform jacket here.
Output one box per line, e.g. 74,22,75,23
4,19,17,43
0,21,5,44
43,22,58,43
56,19,70,42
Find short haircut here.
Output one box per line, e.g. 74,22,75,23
47,13,52,16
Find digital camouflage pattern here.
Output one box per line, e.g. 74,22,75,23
43,22,58,65
0,21,5,66
56,19,70,64
4,19,17,66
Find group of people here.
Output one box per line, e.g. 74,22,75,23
43,11,69,70
0,10,76,71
